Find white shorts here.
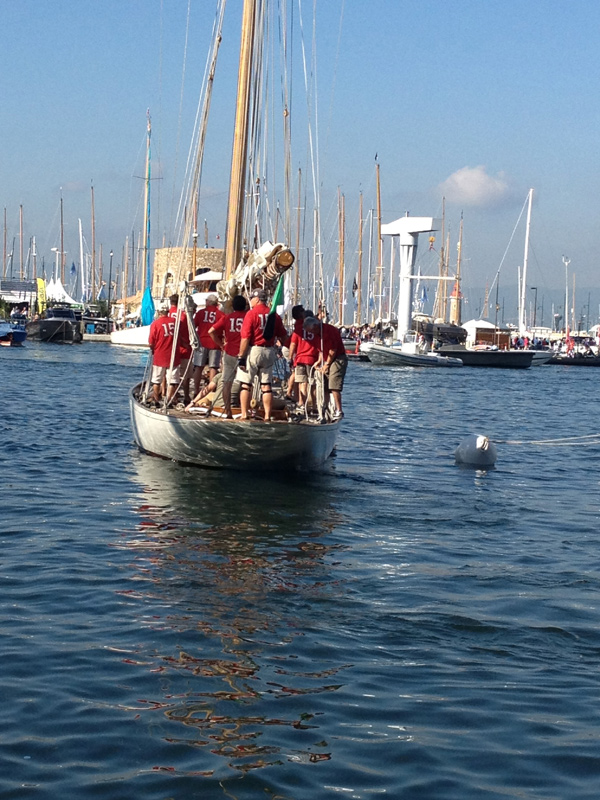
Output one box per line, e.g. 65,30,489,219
222,352,238,383
151,364,181,385
193,347,221,370
248,345,276,385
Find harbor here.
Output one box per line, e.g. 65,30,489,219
3,0,600,798
2,341,600,798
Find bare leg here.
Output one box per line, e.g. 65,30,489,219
331,389,342,413
262,384,272,419
180,359,192,404
239,385,251,420
298,381,308,406
223,382,233,418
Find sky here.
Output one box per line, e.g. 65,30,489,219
2,0,600,324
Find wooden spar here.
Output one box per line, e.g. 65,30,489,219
375,161,383,320
19,204,23,281
192,198,198,276
141,111,151,296
224,0,257,279
294,168,301,305
98,243,103,294
357,191,363,325
91,184,96,302
449,215,463,325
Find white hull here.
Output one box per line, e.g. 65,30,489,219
110,325,151,347
130,387,339,471
530,350,553,366
361,342,463,368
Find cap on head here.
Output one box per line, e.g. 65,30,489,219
291,304,305,320
232,294,247,311
303,316,319,329
251,288,268,303
158,300,170,313
205,294,218,306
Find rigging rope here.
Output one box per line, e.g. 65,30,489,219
494,433,600,446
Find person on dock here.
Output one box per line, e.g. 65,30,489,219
192,295,224,397
148,303,181,406
238,288,289,421
209,294,247,419
303,316,347,420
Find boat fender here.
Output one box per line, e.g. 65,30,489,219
454,434,497,467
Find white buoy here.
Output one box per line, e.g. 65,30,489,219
455,434,497,467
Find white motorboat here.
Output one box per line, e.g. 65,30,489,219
361,341,463,367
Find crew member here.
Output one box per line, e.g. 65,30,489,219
168,293,193,405
288,308,318,413
303,315,347,420
285,304,305,402
209,294,247,418
192,294,224,396
148,302,181,406
238,288,289,421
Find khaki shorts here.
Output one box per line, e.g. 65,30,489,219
294,363,313,383
151,364,181,385
193,346,221,370
327,355,348,391
222,352,238,383
248,345,276,385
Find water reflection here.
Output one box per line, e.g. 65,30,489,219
115,453,349,778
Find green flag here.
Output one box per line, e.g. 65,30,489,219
269,274,285,314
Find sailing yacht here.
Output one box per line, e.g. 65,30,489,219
128,0,340,471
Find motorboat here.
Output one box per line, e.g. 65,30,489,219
26,306,82,343
361,340,463,367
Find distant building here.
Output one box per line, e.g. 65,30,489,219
152,247,224,299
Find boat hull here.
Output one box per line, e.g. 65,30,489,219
26,318,82,343
130,387,339,471
0,323,26,345
362,342,463,367
438,346,533,368
111,325,151,347
549,354,600,366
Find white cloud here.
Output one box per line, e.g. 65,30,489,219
438,165,513,208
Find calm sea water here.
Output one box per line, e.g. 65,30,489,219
2,341,600,799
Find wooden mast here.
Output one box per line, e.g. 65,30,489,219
294,168,301,305
141,111,151,296
449,214,463,325
357,191,363,325
224,0,257,279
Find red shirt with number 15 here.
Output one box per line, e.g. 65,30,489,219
211,310,247,357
